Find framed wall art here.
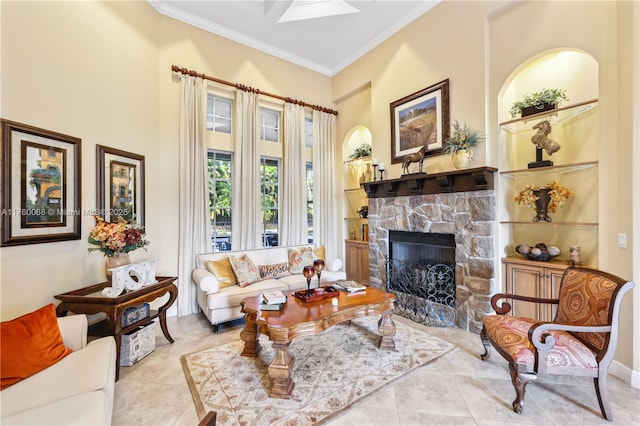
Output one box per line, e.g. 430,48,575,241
390,79,450,164
1,119,82,246
96,145,145,225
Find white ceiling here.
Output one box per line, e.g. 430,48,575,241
148,0,441,76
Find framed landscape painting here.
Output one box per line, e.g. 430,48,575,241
390,79,450,164
1,119,82,246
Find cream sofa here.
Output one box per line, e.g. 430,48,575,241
0,315,116,425
193,245,346,331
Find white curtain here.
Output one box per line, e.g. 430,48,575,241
231,89,261,250
312,110,340,259
280,103,308,245
177,75,210,316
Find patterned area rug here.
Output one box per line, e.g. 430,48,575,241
181,317,456,425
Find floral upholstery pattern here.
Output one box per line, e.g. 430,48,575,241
482,315,598,371
555,268,617,351
287,247,314,274
229,254,261,287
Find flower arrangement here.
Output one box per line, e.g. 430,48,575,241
515,181,575,213
88,216,149,257
441,120,484,157
509,88,569,118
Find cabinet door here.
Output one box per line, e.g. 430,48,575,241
504,262,542,319
541,266,565,320
358,244,370,283
345,241,361,281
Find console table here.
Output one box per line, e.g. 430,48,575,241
55,276,178,380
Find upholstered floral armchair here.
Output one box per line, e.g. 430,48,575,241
480,266,634,421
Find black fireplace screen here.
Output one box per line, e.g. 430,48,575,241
386,231,456,327
386,258,455,327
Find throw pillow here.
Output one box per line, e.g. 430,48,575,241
1,304,73,390
313,245,326,261
258,262,291,279
288,246,314,274
229,254,262,287
205,257,237,288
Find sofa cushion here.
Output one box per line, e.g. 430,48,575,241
1,304,73,390
229,254,261,287
287,246,314,274
205,257,236,288
313,245,326,261
0,335,116,419
258,262,291,279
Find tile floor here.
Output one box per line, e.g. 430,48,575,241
113,314,640,426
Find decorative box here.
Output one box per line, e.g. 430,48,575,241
120,321,155,366
121,303,150,327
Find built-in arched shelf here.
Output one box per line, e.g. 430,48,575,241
498,49,599,302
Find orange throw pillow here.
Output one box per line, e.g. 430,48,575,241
1,304,73,390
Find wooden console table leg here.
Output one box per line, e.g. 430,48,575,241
240,312,261,357
157,284,178,343
378,311,396,350
268,340,295,399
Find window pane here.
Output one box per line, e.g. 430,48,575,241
208,150,232,251
206,95,232,134
260,108,280,142
306,162,313,243
260,157,279,247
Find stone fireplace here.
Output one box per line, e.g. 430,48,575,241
363,167,497,333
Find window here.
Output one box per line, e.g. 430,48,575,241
260,108,280,142
306,162,313,243
305,117,313,147
206,95,232,133
207,151,232,251
260,157,279,247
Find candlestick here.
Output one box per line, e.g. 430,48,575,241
372,164,378,181
372,157,378,166
379,169,384,181
378,163,385,181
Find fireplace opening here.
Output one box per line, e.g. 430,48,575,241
387,231,456,327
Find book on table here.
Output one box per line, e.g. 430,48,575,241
260,301,285,311
332,280,366,293
262,290,287,305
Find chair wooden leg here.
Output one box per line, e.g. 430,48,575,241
594,374,613,421
480,326,491,361
509,364,536,414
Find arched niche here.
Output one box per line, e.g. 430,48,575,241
342,125,372,162
499,49,598,122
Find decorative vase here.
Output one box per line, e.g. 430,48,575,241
452,149,472,169
105,253,130,282
533,188,552,222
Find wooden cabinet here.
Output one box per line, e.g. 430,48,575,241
502,256,568,321
345,239,370,283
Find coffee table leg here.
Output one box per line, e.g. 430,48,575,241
378,311,396,350
240,312,261,357
268,340,295,399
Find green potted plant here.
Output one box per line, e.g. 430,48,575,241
348,143,372,160
441,120,484,169
509,88,569,118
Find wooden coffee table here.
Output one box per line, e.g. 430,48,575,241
239,286,396,399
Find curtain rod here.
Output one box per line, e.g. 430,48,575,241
171,65,338,116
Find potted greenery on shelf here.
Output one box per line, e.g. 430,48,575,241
348,143,372,160
509,88,569,118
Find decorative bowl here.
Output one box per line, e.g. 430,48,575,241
515,244,560,262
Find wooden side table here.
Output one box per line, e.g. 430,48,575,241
55,276,178,380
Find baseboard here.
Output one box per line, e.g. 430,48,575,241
609,360,640,388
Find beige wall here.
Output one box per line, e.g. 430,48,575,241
0,1,332,321
333,1,637,371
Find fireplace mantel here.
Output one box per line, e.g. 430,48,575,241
362,166,497,198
